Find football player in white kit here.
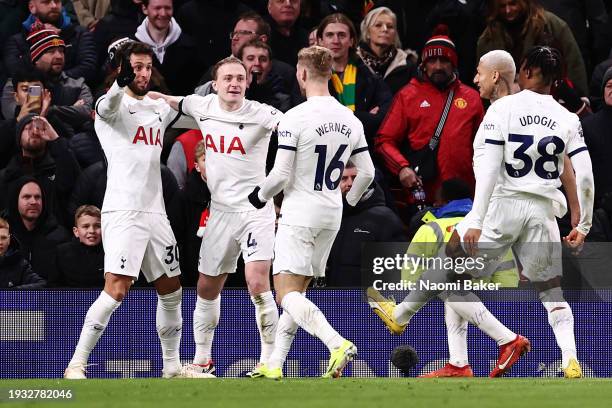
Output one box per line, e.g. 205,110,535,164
369,46,594,378
64,42,212,379
151,56,281,376
246,46,375,379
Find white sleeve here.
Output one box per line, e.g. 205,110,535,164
258,115,299,201
567,120,594,235
469,111,505,229
95,81,124,119
180,94,203,117
259,104,282,131
346,130,375,206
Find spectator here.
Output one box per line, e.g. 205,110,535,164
239,40,292,111
49,204,104,287
317,13,392,146
168,141,211,286
583,66,612,208
589,49,612,111
264,0,308,66
72,0,111,30
0,216,46,289
0,115,81,223
134,0,202,95
3,0,97,83
327,163,407,286
477,0,588,96
356,6,418,95
175,0,251,71
375,29,483,209
4,177,70,280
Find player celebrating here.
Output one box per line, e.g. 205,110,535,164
370,46,593,378
152,56,281,376
64,42,211,379
247,46,375,379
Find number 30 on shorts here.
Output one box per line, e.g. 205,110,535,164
164,245,180,265
505,134,564,179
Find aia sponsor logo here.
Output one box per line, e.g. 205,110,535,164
205,134,246,154
132,126,162,147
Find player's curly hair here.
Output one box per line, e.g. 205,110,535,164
520,46,564,86
297,46,333,80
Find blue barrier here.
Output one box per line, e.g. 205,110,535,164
0,289,610,378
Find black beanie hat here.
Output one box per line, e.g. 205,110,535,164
15,113,37,147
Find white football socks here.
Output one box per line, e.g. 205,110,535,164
281,291,343,351
251,291,279,364
446,292,515,346
268,310,299,370
444,301,469,367
540,288,577,367
69,291,121,367
156,288,183,376
192,295,220,365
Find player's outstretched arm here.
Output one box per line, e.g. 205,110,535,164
345,150,375,206
147,92,182,111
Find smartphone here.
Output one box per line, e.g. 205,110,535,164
27,85,42,113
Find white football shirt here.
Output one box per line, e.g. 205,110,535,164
95,83,178,214
180,94,281,212
275,96,369,230
479,89,587,217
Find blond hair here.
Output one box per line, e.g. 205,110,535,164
360,7,401,49
211,56,247,80
194,140,206,160
74,205,101,226
297,46,333,80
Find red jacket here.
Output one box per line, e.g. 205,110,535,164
375,77,483,200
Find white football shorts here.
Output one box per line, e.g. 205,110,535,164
273,224,338,278
102,211,181,282
199,202,275,276
455,195,562,282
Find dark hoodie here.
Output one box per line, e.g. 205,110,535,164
327,183,407,287
167,169,211,286
582,67,612,207
49,238,104,288
0,114,81,224
5,176,70,279
0,235,46,289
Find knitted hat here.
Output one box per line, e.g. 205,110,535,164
421,25,458,68
27,29,65,63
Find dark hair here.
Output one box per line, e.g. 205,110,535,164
520,46,564,86
483,0,546,50
317,13,357,43
211,56,247,80
12,67,45,90
122,41,154,60
237,39,272,60
237,11,271,39
440,178,472,202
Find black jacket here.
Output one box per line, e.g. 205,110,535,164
328,57,393,145
49,239,104,288
167,169,211,286
264,14,309,67
582,105,612,207
327,183,407,287
3,17,97,83
5,176,71,279
0,238,46,289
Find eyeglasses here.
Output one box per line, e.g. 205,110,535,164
229,30,257,39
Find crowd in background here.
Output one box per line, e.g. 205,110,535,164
1,0,612,291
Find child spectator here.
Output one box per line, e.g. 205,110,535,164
0,216,46,289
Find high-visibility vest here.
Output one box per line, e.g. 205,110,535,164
400,213,518,287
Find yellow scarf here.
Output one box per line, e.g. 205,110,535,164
331,63,357,111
